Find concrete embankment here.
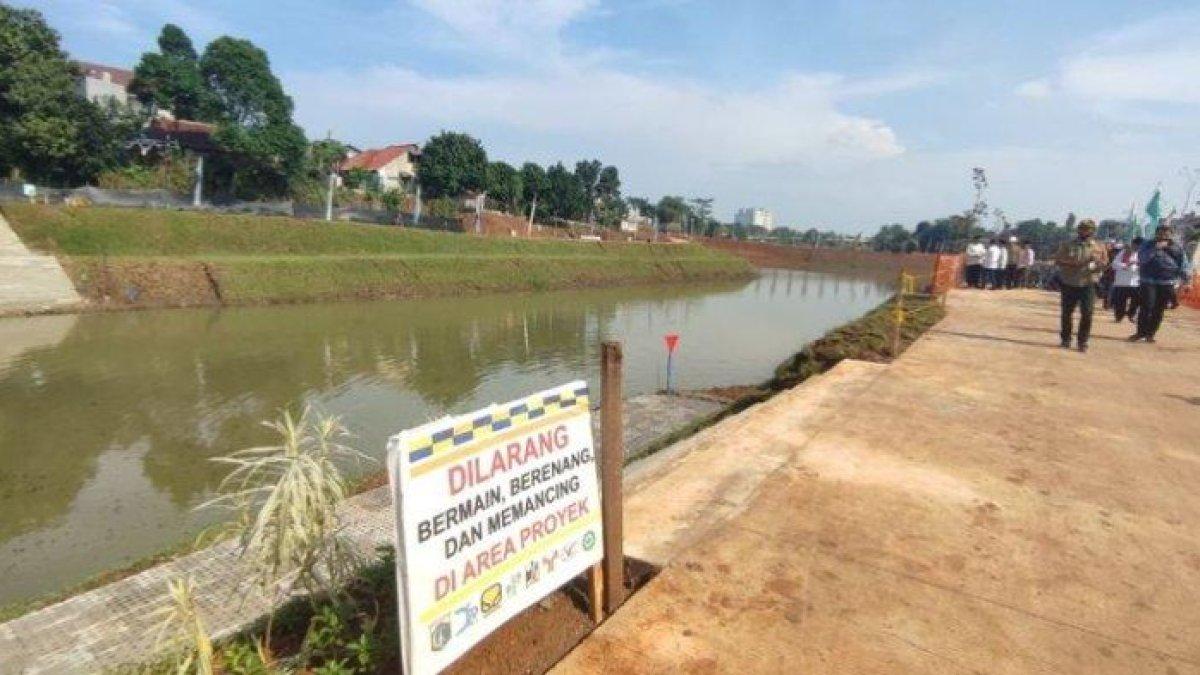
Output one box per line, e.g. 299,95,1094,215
555,290,1200,674
0,212,81,314
0,203,753,313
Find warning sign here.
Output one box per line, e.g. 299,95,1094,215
387,381,604,675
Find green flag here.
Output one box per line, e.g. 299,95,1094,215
1145,189,1162,235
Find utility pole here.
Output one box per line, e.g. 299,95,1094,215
527,194,537,236
325,168,336,221
192,155,204,207
414,183,422,226
323,131,337,221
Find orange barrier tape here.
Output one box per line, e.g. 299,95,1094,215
929,254,961,295
1181,272,1200,310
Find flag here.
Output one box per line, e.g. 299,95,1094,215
1145,189,1162,234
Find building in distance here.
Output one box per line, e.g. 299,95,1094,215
735,207,775,231
75,61,136,109
338,144,420,191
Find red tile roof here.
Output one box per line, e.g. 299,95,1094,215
339,144,419,171
76,61,134,88
150,118,216,135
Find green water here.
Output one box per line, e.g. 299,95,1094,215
0,269,887,606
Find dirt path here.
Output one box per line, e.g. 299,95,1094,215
554,290,1200,674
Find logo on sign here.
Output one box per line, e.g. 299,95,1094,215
453,603,478,635
582,531,597,551
430,616,452,652
480,583,503,615
524,560,540,587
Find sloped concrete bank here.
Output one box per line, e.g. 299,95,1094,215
0,213,81,315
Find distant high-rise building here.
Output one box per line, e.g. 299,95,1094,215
735,207,775,230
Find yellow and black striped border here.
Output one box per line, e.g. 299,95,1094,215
406,383,590,466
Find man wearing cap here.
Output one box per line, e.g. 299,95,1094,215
1053,219,1107,352
1131,225,1185,343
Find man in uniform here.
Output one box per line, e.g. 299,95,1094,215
1053,219,1107,352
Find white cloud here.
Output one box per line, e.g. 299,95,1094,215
289,66,902,167
410,0,597,61
1027,9,1200,105
290,0,907,221
1060,48,1200,104
1014,78,1051,99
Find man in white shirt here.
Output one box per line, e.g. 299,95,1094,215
1111,236,1142,323
963,236,986,288
1016,240,1035,288
983,238,1008,290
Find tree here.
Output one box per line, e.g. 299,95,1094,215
485,161,523,214
656,195,689,226
574,159,602,222
626,196,652,217
0,5,130,184
594,166,623,227
520,162,546,221
871,223,914,252
130,24,206,118
198,36,307,197
417,131,487,199
544,162,588,221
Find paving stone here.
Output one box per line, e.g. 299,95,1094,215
0,394,722,674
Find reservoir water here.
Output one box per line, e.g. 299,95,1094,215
0,269,887,606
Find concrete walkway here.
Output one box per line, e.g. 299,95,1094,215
0,211,81,315
0,394,722,674
555,290,1200,674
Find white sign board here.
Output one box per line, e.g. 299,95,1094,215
387,381,603,675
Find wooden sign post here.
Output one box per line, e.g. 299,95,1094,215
588,341,626,621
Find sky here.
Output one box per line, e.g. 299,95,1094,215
21,0,1200,232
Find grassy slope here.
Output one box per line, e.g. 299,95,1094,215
3,204,752,306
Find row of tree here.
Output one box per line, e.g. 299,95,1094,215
868,214,1143,256
411,131,627,226
3,5,784,235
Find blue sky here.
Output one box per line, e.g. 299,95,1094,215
22,0,1200,231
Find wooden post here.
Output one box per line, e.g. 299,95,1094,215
891,269,906,356
600,341,625,615
587,565,604,623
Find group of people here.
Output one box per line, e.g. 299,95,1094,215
963,236,1036,290
1054,219,1187,352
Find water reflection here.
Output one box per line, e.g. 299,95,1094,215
0,270,888,604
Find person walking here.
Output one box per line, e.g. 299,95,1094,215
1054,219,1107,352
1016,240,1035,288
1131,225,1185,343
1099,241,1119,309
984,238,1007,290
1110,237,1142,323
1005,236,1021,289
964,236,986,288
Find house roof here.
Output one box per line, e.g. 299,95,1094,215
339,144,419,171
146,117,218,153
76,61,134,87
